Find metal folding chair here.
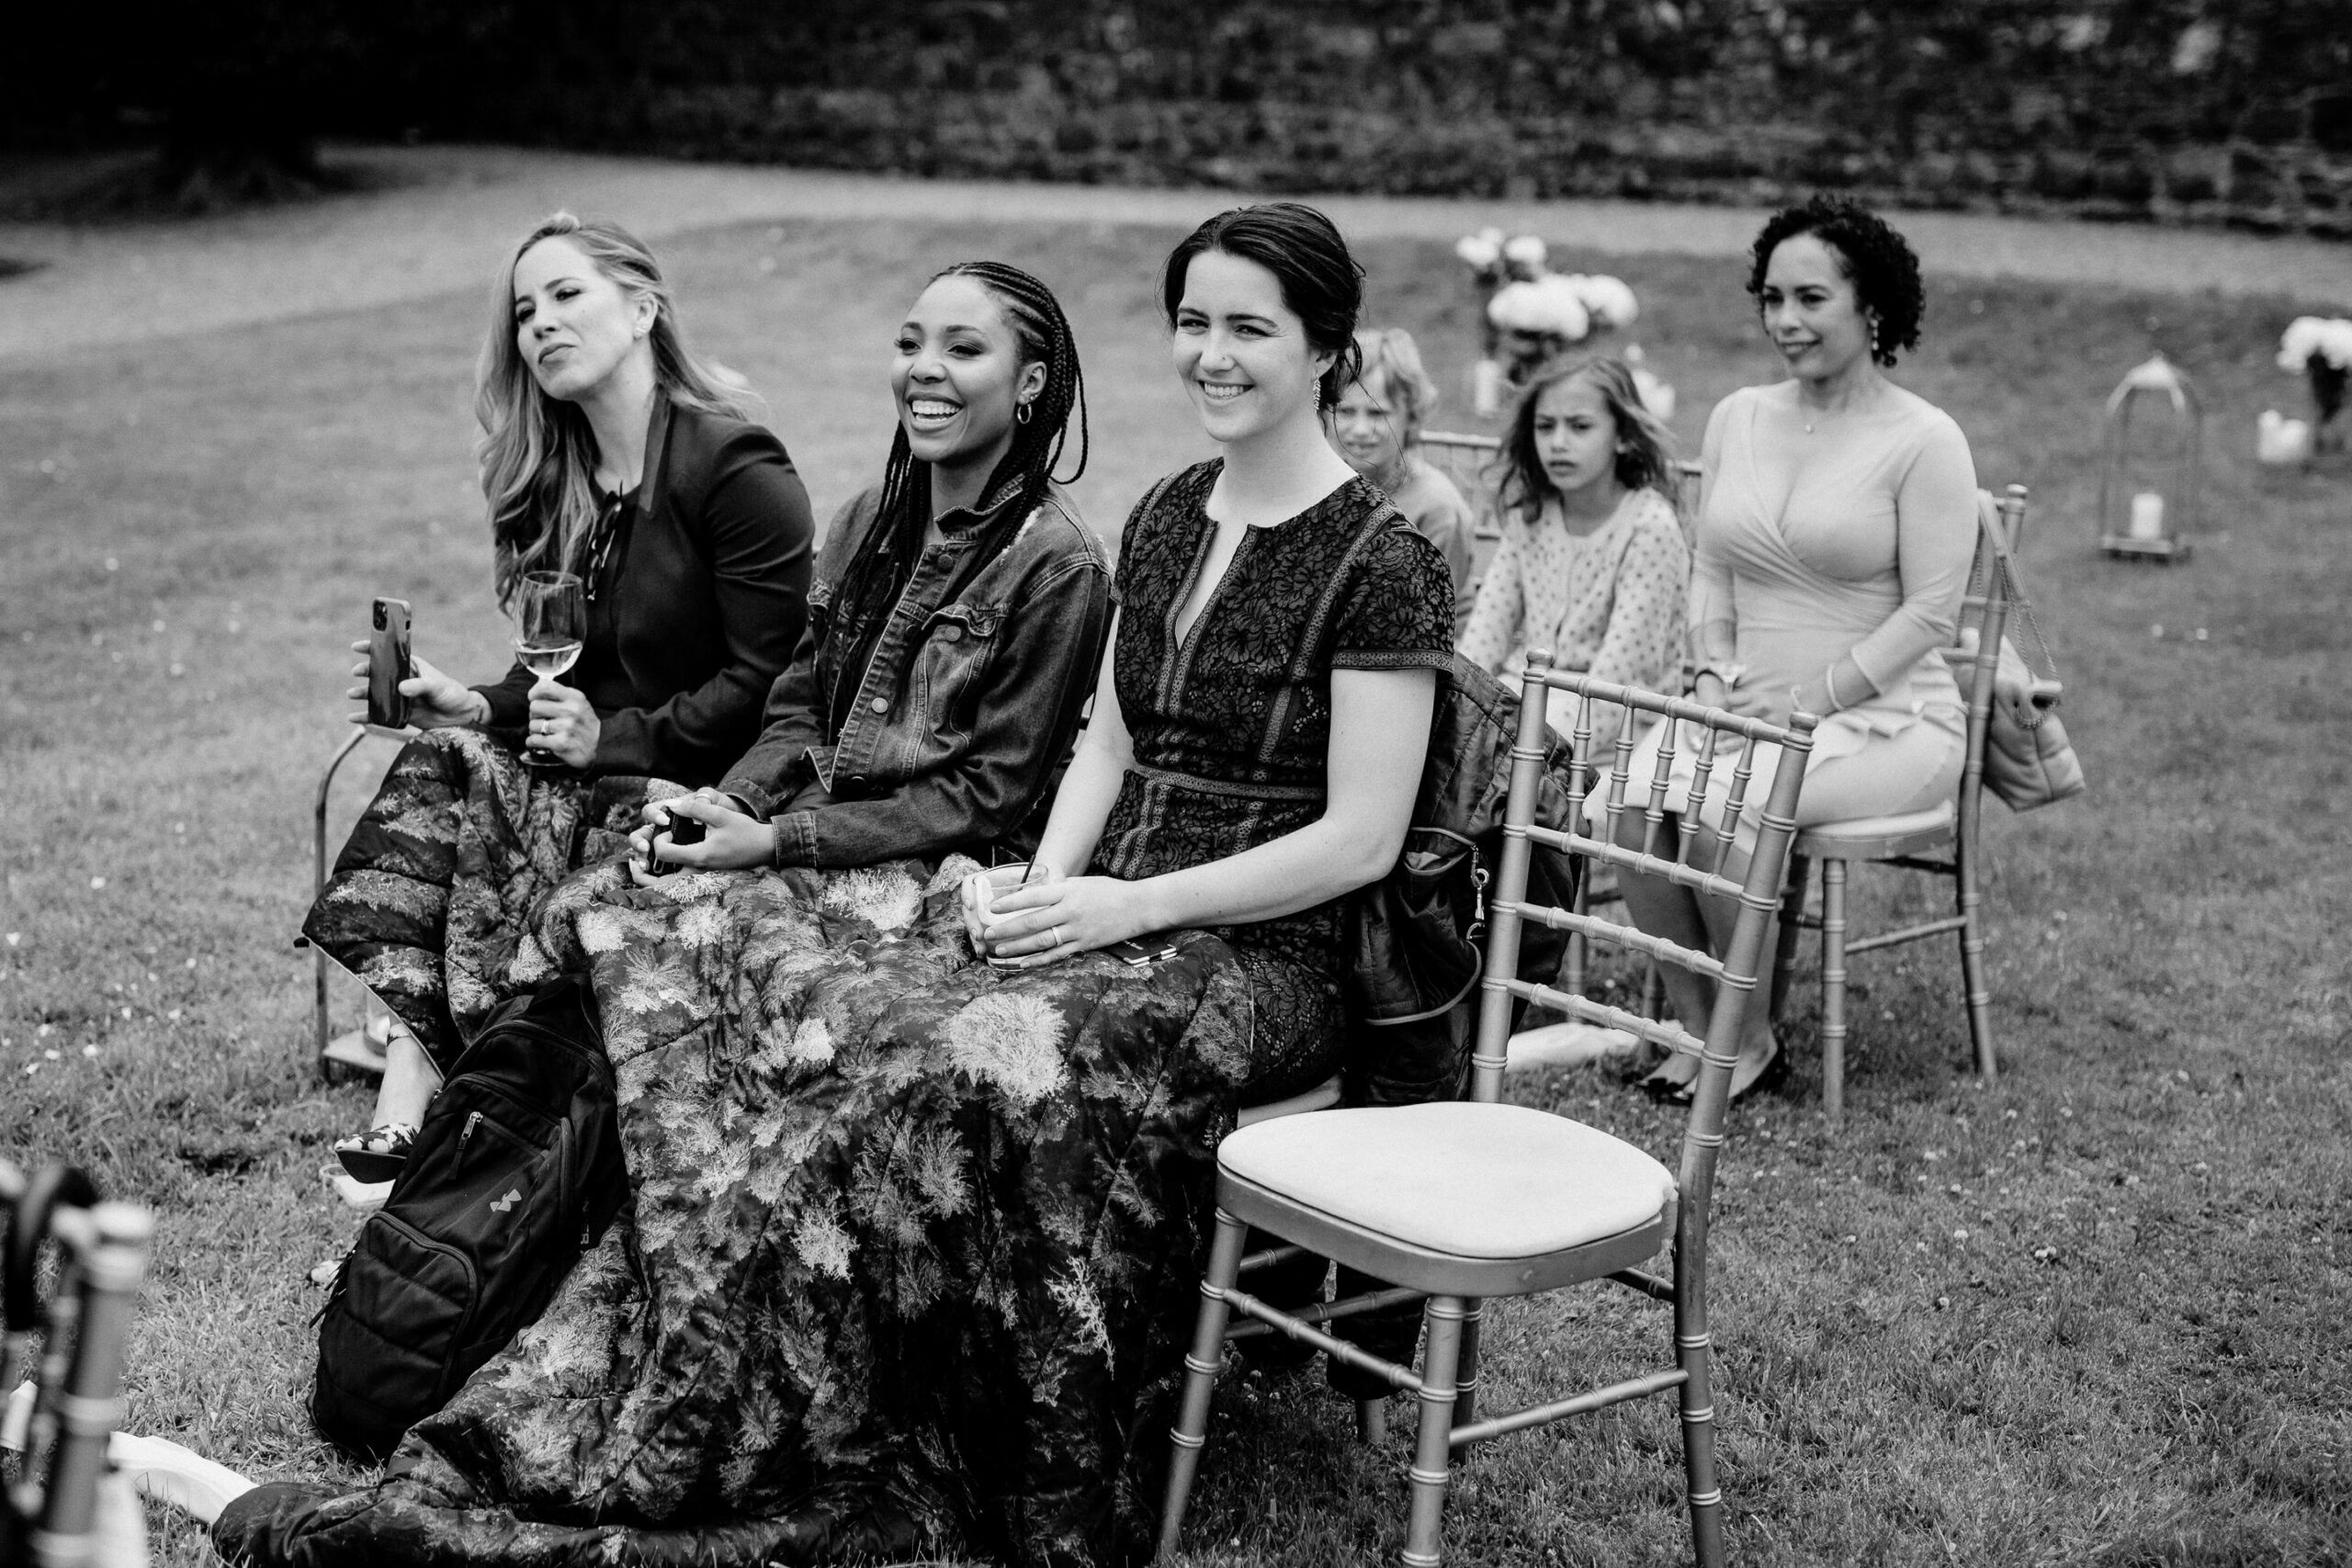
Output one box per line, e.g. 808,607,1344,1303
309,725,412,1081
1770,486,2026,1115
1158,656,1815,1567
2,1160,154,1568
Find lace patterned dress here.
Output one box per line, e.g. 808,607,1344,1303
214,462,1453,1568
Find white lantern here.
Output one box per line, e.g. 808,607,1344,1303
2098,354,2199,563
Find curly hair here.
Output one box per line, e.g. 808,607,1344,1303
1744,196,1924,368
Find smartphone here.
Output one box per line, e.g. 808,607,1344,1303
368,598,413,730
644,804,706,876
1103,933,1181,967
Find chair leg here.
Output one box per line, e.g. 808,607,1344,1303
1819,858,1849,1122
1956,822,1996,1087
1679,1318,1725,1568
1356,1397,1387,1444
1451,1299,1482,1434
1156,1209,1250,1562
1770,854,1810,1024
1401,1296,1468,1568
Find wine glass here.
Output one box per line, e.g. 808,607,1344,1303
511,570,585,767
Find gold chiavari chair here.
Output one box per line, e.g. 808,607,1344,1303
1769,486,2026,1115
1157,655,1815,1568
2,1160,155,1568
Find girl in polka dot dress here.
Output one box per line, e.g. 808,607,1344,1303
1456,355,1689,751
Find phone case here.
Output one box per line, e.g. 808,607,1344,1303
368,598,413,730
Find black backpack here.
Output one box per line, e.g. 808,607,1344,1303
311,974,628,1461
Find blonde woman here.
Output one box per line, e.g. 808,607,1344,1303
1329,326,1477,632
309,212,815,1181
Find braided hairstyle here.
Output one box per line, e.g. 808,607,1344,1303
824,261,1089,729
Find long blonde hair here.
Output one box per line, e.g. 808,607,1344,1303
475,213,760,605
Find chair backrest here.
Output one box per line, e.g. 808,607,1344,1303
1470,657,1814,1207
1953,486,2026,837
2,1160,153,1568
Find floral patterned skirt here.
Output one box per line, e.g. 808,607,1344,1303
301,727,666,1071
225,850,1346,1567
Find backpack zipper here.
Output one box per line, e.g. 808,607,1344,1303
458,1110,482,1156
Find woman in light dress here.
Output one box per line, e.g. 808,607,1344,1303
1619,196,1979,1101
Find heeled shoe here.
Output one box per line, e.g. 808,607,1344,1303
1640,1038,1787,1108
1725,1038,1789,1104
331,1122,418,1183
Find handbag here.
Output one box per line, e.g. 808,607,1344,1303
1343,650,1581,1106
1977,550,2085,812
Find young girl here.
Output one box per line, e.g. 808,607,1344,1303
1329,326,1477,633
1455,355,1688,750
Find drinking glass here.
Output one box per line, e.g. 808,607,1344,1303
511,570,585,767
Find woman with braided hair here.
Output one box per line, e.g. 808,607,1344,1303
633,258,1111,874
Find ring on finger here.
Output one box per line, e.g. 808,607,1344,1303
1050,925,1065,948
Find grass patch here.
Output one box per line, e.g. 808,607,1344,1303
3,214,2349,1566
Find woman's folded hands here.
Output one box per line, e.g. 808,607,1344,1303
627,789,777,884
962,861,1153,969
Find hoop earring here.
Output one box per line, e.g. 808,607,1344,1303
1016,400,1034,425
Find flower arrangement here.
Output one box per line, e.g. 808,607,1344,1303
2277,315,2352,455
1456,228,1665,418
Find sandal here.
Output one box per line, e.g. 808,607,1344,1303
332,1122,418,1184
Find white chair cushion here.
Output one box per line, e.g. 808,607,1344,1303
1218,1102,1675,1261
1797,797,1954,845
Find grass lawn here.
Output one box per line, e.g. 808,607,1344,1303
3,210,2348,1566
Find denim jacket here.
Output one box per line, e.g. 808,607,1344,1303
718,479,1111,868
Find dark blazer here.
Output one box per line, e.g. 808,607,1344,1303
476,401,816,786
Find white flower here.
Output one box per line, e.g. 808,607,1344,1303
1453,230,1503,270
1573,274,1640,330
1502,233,1549,270
1487,276,1590,341
945,991,1069,1109
2278,316,2352,372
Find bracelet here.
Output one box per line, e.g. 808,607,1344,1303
1690,660,1745,694
1823,661,1858,712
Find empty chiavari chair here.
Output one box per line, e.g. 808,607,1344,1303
2,1160,155,1568
1157,655,1815,1567
1770,486,2025,1115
